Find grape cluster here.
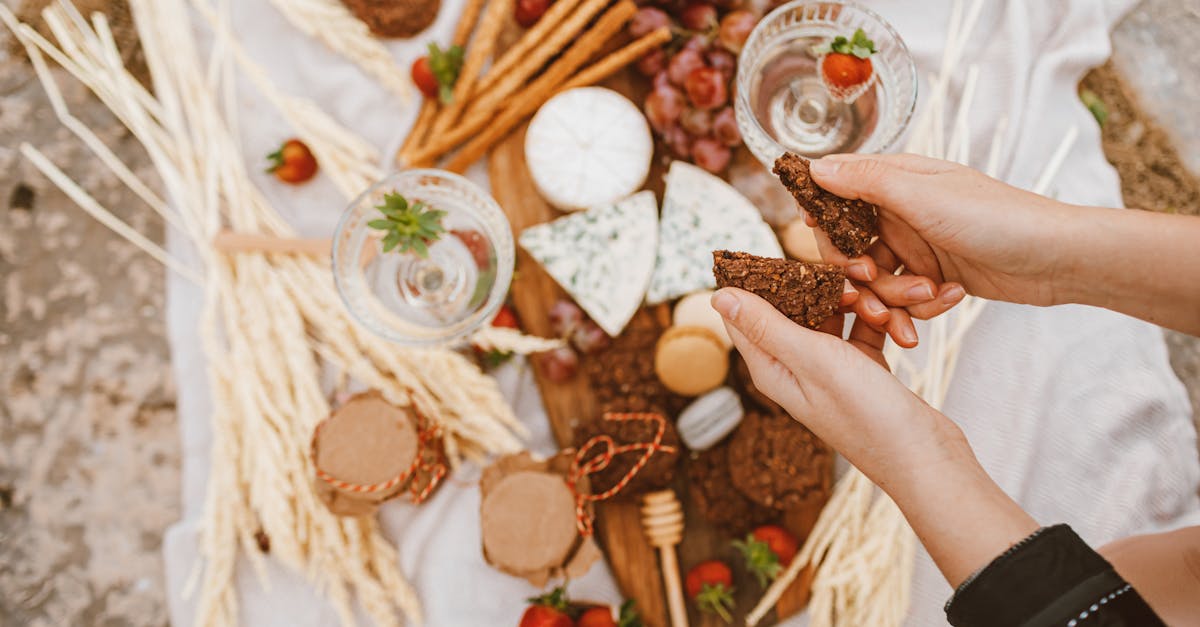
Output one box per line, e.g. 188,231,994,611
631,3,757,173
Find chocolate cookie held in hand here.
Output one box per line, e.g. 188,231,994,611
773,152,878,257
712,250,844,329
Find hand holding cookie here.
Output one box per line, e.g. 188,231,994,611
709,286,971,491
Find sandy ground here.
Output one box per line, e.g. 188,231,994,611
0,1,1198,625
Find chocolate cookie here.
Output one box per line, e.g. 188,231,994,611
713,250,844,329
587,310,687,417
573,414,681,497
687,441,779,535
727,411,832,510
773,152,878,257
341,0,440,38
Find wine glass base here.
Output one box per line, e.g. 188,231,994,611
767,75,858,156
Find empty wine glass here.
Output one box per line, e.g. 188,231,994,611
332,169,514,347
735,1,917,166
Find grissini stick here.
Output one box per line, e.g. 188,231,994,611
641,489,689,627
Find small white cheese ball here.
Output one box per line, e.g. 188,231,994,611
524,87,653,212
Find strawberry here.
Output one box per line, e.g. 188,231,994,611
519,588,572,627
451,228,491,268
734,525,799,587
413,43,464,103
492,304,520,330
576,606,616,627
685,560,735,623
265,139,318,184
814,28,877,102
515,0,552,27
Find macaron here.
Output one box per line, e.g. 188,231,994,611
654,325,730,397
672,290,733,349
780,219,822,263
676,386,744,451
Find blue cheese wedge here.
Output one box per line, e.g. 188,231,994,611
519,191,658,336
647,162,784,304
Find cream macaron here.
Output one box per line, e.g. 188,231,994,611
672,290,733,350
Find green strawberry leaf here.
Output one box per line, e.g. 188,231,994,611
428,43,464,104
617,600,643,627
368,191,446,258
695,583,735,623
733,535,783,588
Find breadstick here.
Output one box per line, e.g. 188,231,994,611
430,0,512,135
465,0,604,117
414,0,636,169
398,101,438,161
398,0,487,163
442,22,663,173
452,0,488,45
472,0,585,94
560,26,671,90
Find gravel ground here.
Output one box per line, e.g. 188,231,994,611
0,1,1197,625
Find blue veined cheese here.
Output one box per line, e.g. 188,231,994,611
518,191,658,336
646,161,783,304
524,87,653,212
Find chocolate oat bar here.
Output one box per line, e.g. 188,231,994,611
712,250,844,330
773,152,878,258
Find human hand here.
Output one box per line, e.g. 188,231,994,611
804,153,1071,330
711,286,1041,585
709,287,971,489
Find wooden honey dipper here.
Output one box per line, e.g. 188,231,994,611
640,489,689,627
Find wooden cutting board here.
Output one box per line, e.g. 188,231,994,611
487,67,825,624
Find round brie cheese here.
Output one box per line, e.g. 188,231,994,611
524,87,652,212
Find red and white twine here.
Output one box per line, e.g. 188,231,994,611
567,412,677,536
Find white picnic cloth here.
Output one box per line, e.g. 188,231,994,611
162,0,1200,625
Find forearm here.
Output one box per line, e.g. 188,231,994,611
880,424,1038,587
1100,526,1200,625
1056,205,1200,335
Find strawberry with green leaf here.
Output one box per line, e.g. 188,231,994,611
367,192,446,257
734,525,799,587
813,28,877,102
685,560,735,623
412,43,464,103
518,587,573,627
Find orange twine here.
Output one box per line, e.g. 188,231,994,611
312,397,447,505
567,412,677,536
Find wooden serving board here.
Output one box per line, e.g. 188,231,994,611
488,64,825,624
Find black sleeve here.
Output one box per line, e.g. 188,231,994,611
944,524,1165,627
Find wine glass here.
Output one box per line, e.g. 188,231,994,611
735,1,917,166
332,169,514,347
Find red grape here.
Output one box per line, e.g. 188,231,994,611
548,299,584,337
679,2,718,31
712,106,741,146
679,107,713,136
629,6,671,38
663,124,694,159
514,0,552,28
684,66,727,109
692,137,732,172
682,35,707,53
538,347,579,383
667,47,706,86
636,48,667,77
706,48,737,83
571,321,610,354
644,84,685,132
653,69,672,91
718,10,757,53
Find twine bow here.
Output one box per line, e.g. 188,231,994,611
312,398,447,505
567,412,677,536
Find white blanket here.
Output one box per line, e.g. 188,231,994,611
163,1,1200,625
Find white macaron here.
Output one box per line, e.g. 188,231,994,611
676,387,744,451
